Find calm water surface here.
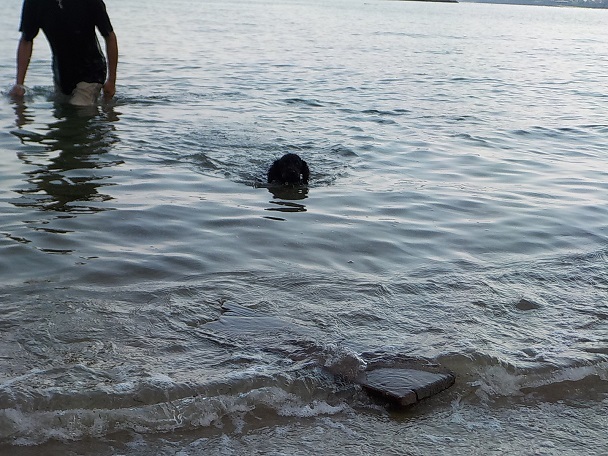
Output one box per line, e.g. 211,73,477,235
1,0,607,454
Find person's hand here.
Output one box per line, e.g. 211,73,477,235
102,80,115,100
9,84,26,99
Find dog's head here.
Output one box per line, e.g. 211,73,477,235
267,153,309,185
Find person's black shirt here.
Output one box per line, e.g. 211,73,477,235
19,0,114,95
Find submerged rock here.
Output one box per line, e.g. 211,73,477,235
516,298,542,311
356,367,456,407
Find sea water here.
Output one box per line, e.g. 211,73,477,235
1,0,607,454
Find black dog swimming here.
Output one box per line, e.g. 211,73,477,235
267,153,309,185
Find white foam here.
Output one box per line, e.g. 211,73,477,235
112,381,135,393
469,360,608,400
278,400,347,418
147,373,176,388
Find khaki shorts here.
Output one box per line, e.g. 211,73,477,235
56,82,103,106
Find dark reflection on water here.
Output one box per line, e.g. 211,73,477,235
10,101,122,214
267,185,308,201
264,186,308,220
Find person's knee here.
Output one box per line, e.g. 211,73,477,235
69,82,102,106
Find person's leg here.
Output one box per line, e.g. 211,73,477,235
54,82,71,104
69,82,103,106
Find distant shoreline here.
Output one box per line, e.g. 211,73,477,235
391,0,459,3
463,0,608,8
391,0,608,7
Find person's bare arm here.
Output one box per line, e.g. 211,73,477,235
9,36,33,98
102,31,118,100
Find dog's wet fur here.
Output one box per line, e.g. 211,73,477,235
267,153,309,185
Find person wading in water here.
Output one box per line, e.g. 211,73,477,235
9,0,118,106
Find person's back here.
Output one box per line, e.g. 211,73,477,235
10,0,118,106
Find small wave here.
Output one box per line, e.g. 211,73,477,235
451,132,493,147
2,85,54,102
511,125,601,141
439,352,608,405
361,109,410,117
282,98,324,108
0,364,349,446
